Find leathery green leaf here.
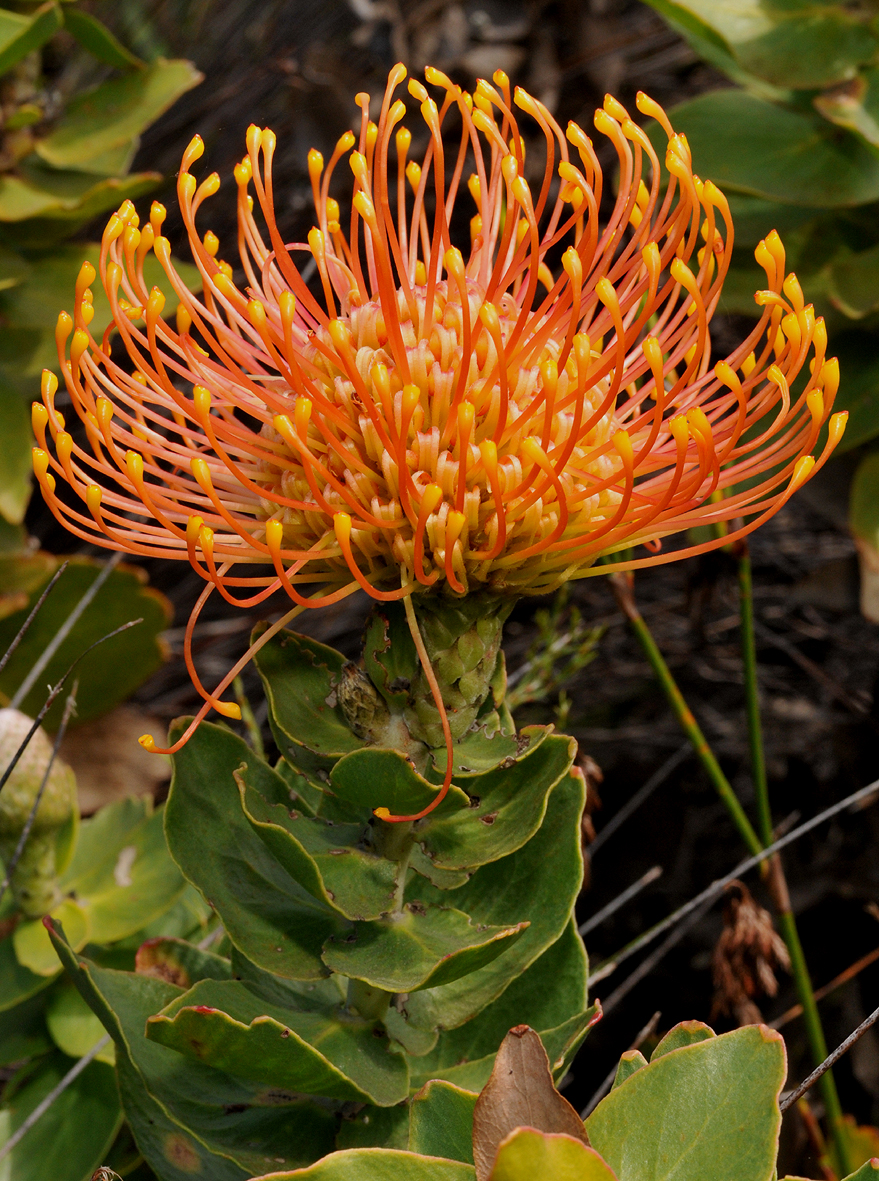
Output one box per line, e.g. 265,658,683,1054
166,721,345,980
586,1024,786,1181
842,1163,879,1181
490,1129,617,1181
0,3,62,77
14,898,88,975
36,59,202,172
653,91,879,207
404,767,584,1031
409,921,590,1089
62,8,146,70
0,378,31,523
0,557,171,729
415,732,574,872
650,1020,714,1058
47,923,338,1177
330,747,470,818
254,626,365,771
0,992,52,1065
46,976,115,1064
409,1081,477,1165
322,904,527,993
247,1147,475,1180
146,978,409,1107
238,757,399,920
0,1052,121,1181
0,929,53,1012
61,799,186,944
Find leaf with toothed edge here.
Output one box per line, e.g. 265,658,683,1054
45,921,338,1178
165,720,345,981
146,978,409,1107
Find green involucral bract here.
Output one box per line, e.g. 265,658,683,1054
47,597,596,1177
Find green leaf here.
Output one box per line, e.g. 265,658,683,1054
824,333,879,451
409,920,591,1090
363,604,419,710
490,1129,617,1181
322,904,527,993
415,733,574,873
650,1020,715,1058
248,1148,476,1180
409,1081,477,1165
814,67,879,149
254,627,365,772
828,244,879,318
47,926,339,1178
586,1025,786,1181
0,1053,121,1181
146,978,409,1107
0,928,53,1012
36,58,202,173
330,747,470,819
644,0,877,89
843,1163,879,1181
0,378,31,523
14,898,88,975
612,1050,647,1088
46,975,115,1064
850,451,879,608
0,557,172,728
654,91,879,207
0,992,52,1065
722,194,816,250
0,165,160,238
644,0,791,100
61,798,186,943
62,8,146,70
0,3,63,77
404,768,585,1032
166,721,345,980
336,1105,411,1151
239,764,400,921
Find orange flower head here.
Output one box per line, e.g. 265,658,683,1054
33,65,845,757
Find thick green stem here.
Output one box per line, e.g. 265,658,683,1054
737,547,851,1176
373,820,415,913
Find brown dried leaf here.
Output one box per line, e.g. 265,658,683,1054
472,1025,589,1181
60,705,170,814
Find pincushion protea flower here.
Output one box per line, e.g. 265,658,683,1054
32,64,845,802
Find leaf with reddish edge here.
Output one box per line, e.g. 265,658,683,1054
586,1024,786,1181
247,1148,475,1180
489,1129,617,1181
145,977,410,1107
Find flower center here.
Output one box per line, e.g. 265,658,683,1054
258,278,623,596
